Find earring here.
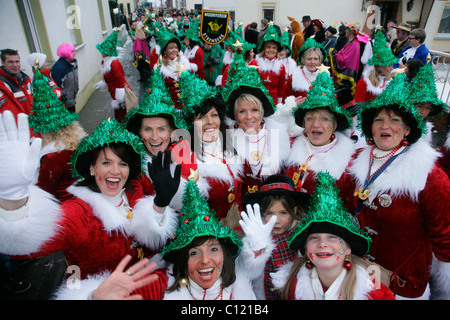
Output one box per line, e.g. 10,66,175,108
261,119,265,126
234,123,239,129
367,139,374,145
179,277,189,287
331,133,336,140
401,139,409,146
305,259,314,270
343,257,352,270
303,130,308,137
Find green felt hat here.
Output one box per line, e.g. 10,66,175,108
358,73,427,144
296,37,326,65
96,30,119,56
408,63,447,118
29,68,79,134
184,19,201,42
178,71,221,127
70,118,145,181
224,22,256,54
293,71,352,131
222,50,275,120
161,177,243,263
367,29,399,66
280,27,292,54
257,22,282,53
289,172,372,257
124,69,188,135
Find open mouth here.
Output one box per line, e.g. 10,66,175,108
149,142,164,149
310,130,323,137
197,267,215,280
315,252,333,258
380,133,391,139
105,177,121,190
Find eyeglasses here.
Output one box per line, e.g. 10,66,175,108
409,37,417,40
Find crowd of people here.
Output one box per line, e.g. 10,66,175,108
0,7,449,302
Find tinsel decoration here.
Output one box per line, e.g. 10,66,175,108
296,37,327,65
124,68,188,133
367,29,399,66
184,19,201,43
29,68,79,134
289,171,372,257
70,118,145,180
408,63,447,118
155,24,181,52
178,71,219,127
222,46,275,120
223,21,255,55
161,176,243,263
357,72,427,144
96,30,119,57
257,22,282,53
280,27,292,54
293,71,352,131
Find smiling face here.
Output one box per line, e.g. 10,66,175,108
235,98,264,134
262,200,296,234
194,107,221,143
304,50,321,73
165,42,179,60
305,233,351,273
263,42,279,60
303,109,337,146
2,54,21,74
90,147,129,197
139,117,173,156
371,108,411,151
188,238,224,289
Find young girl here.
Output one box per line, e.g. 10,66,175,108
242,174,310,300
271,172,395,300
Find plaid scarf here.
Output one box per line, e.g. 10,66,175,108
264,229,298,300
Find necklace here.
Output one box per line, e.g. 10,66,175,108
368,145,401,178
191,284,224,300
263,58,277,83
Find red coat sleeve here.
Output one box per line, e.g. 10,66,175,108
193,47,205,79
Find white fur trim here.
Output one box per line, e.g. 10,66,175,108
255,56,283,75
270,261,295,291
273,96,304,137
67,185,130,234
53,272,110,300
128,195,179,250
362,74,391,96
236,236,275,281
291,66,317,92
158,55,192,80
115,87,125,103
101,56,118,75
183,45,199,60
287,133,356,180
429,256,450,300
348,138,441,201
0,186,62,255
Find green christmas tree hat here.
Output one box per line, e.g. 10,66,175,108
184,19,201,42
258,22,282,53
70,118,145,181
296,37,326,65
367,29,399,66
29,68,79,134
358,72,427,144
222,47,275,120
156,24,181,53
223,22,255,54
161,175,243,263
289,171,372,257
124,69,188,136
178,71,221,127
96,29,119,57
293,71,352,131
408,63,447,118
280,27,292,55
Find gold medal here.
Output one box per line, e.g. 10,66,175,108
250,151,262,161
353,188,370,200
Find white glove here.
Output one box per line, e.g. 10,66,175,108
115,87,125,103
93,80,107,90
0,111,42,200
239,204,276,252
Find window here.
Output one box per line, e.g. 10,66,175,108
437,7,450,34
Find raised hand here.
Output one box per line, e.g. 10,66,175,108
239,203,276,252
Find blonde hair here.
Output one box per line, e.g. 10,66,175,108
281,254,368,300
368,67,392,87
162,42,181,66
233,93,263,117
41,121,87,151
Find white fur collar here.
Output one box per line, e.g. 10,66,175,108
280,57,297,77
184,45,199,60
348,138,441,201
287,132,356,179
255,56,283,74
157,55,192,80
363,74,391,96
101,56,118,74
222,51,234,66
291,66,319,91
271,262,373,300
67,185,130,234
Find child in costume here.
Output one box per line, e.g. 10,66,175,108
242,174,310,299
271,172,395,300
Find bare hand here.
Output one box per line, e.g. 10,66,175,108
92,255,159,300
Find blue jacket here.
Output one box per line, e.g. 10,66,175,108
394,44,432,68
51,58,79,107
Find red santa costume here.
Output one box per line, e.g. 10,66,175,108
354,73,391,104
437,135,450,179
184,44,205,80
250,56,286,105
285,65,319,98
